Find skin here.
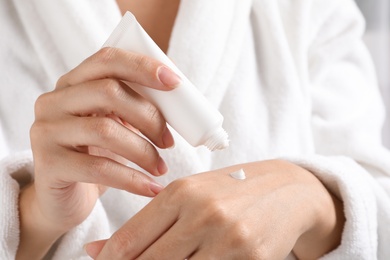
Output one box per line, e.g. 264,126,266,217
86,161,345,260
16,0,345,259
115,0,180,53
16,48,180,259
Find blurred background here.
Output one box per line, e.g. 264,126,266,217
355,0,390,148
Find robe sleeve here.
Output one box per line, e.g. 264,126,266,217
0,151,34,259
289,0,390,258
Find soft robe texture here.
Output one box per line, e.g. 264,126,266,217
1,0,390,259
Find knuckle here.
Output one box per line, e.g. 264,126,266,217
144,103,163,126
236,249,263,260
141,251,164,260
98,79,124,101
132,54,151,73
166,178,195,194
87,157,111,180
34,93,51,117
141,141,152,156
56,75,68,89
145,103,159,121
95,47,118,65
30,121,49,144
135,139,156,160
204,200,232,226
229,222,252,248
251,246,271,260
164,178,198,203
137,140,159,169
130,140,159,174
124,169,139,187
93,118,118,141
109,229,135,257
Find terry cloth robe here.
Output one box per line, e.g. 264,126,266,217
1,0,390,259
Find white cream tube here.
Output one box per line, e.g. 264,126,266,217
103,12,229,151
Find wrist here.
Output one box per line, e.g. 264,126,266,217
233,159,345,259
16,183,67,260
293,183,345,259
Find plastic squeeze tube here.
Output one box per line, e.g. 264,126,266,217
103,12,229,151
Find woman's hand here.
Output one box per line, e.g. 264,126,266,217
86,160,345,260
16,47,180,259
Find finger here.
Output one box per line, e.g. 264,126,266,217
57,47,181,90
96,193,180,259
52,116,167,176
50,79,174,148
97,184,108,196
51,150,164,197
189,250,211,260
36,79,174,149
188,242,233,260
89,146,129,166
105,114,140,135
136,218,199,260
85,240,107,259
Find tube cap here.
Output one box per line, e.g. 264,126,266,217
204,128,229,151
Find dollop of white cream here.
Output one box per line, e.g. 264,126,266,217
229,169,246,180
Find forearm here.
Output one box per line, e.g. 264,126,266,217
16,183,66,260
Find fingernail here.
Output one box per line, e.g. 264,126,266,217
84,240,107,259
162,127,175,148
150,181,165,195
157,66,181,88
157,156,168,175
83,243,95,258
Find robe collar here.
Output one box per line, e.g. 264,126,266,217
15,0,252,103
169,0,253,102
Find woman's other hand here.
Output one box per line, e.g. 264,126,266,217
17,47,179,259
86,160,345,260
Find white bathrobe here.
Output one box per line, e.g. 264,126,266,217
1,0,390,259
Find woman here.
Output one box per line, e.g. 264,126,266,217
1,0,389,259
